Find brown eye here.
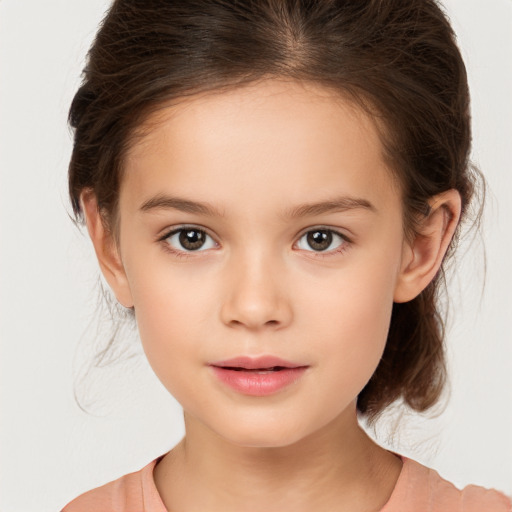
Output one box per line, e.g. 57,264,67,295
165,228,216,252
307,230,332,251
179,229,206,250
296,229,346,253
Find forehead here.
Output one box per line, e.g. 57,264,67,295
122,79,400,212
129,79,380,157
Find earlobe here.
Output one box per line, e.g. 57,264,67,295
394,189,461,303
81,190,134,308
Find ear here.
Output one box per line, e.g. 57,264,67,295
81,190,134,308
394,189,461,303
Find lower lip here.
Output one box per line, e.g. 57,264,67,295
210,366,308,396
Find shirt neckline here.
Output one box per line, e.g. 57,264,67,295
143,452,414,512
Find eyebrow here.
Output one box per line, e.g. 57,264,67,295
139,194,375,218
284,196,376,218
139,195,225,216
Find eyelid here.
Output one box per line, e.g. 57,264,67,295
294,226,352,255
157,224,219,252
295,225,352,243
156,224,352,257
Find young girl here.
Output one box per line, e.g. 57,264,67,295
60,0,511,510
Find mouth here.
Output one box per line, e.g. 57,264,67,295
217,366,292,373
209,355,307,371
208,356,309,396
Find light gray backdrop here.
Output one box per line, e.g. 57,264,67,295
0,1,511,510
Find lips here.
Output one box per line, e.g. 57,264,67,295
210,355,305,370
209,356,309,396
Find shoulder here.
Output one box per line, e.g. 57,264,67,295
459,484,512,512
61,456,167,512
61,467,145,512
385,456,512,512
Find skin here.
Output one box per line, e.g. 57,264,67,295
83,79,461,511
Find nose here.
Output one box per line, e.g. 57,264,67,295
219,251,293,331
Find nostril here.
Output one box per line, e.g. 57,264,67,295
219,286,293,330
227,317,281,328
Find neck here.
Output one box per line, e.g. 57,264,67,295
153,406,402,512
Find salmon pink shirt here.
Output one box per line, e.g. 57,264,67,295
62,454,511,512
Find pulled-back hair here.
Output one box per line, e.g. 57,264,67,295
68,0,477,422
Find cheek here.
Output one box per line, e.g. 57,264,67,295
321,293,392,381
301,254,399,385
128,250,216,326
126,260,215,381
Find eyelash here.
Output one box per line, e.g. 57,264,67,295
157,225,218,259
157,225,352,259
295,227,351,258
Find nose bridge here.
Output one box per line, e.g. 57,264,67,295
220,244,292,330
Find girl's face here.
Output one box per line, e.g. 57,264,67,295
113,79,410,447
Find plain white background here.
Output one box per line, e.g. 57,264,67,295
0,1,511,510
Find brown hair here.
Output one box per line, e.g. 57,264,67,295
69,0,477,422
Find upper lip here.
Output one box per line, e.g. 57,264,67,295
209,355,307,370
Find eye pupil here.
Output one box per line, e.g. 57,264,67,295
179,229,206,250
307,230,332,251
